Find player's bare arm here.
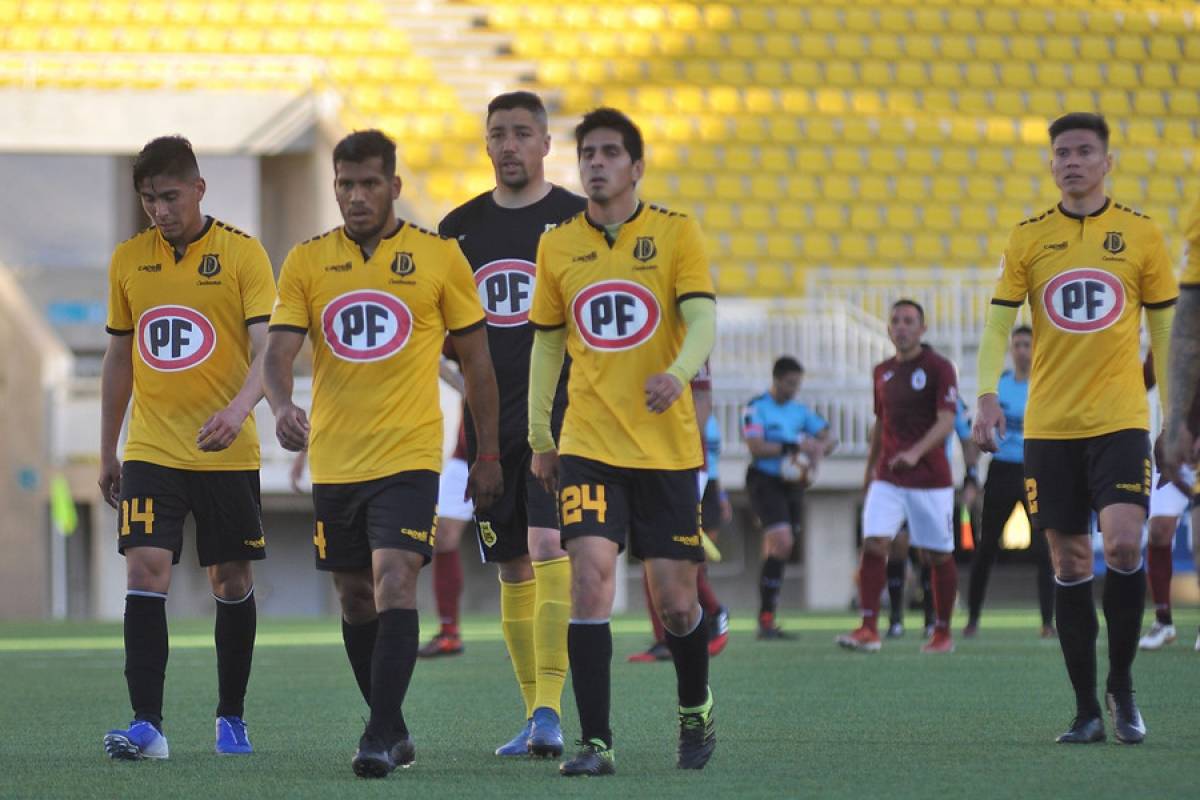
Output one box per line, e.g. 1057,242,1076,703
863,423,882,490
1163,288,1200,476
99,333,134,509
198,322,268,452
452,325,503,510
890,408,955,472
262,329,309,452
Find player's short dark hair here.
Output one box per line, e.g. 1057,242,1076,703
332,129,396,177
772,356,804,379
575,107,644,163
891,298,925,323
1048,112,1110,150
487,91,548,129
1012,324,1033,338
132,135,200,190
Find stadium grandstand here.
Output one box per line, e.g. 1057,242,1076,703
0,0,1196,620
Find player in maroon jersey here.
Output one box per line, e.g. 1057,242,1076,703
837,299,960,654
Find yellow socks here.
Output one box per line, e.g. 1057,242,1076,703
532,556,571,715
500,577,537,718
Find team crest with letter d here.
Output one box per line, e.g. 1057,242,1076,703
633,237,657,262
391,252,415,276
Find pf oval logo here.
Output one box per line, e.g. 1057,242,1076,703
137,305,217,372
1043,268,1125,333
572,280,661,351
475,259,535,327
321,290,412,362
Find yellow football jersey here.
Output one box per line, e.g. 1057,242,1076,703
991,200,1177,439
269,222,485,483
530,203,715,470
106,218,276,470
1183,195,1200,286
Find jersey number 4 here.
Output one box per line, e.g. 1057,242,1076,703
561,484,607,526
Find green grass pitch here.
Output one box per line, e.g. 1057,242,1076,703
2,610,1197,799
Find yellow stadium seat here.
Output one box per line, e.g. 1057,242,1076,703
923,205,956,232
931,175,963,202
1098,88,1131,116
667,3,702,32
831,146,865,173
894,61,928,88
1162,120,1194,146
822,175,855,202
949,234,985,263
726,32,757,59
912,232,947,260
904,34,939,60
1042,37,1075,61
1026,89,1060,117
824,59,857,89
677,175,709,201
806,117,839,144
777,203,808,228
1034,63,1068,89
930,62,962,89
1106,63,1138,91
750,174,784,201
640,173,672,199
940,147,972,173
859,175,891,202
1111,176,1144,203
715,173,747,200
725,145,756,172
1061,88,1095,113
867,147,900,172
715,264,752,294
850,204,883,232
984,119,1016,144
754,264,792,293
768,116,801,143
789,59,822,87
740,203,773,230
975,35,1008,62
1148,34,1181,61
779,89,810,114
842,118,874,144
844,8,875,35
1141,63,1174,91
1125,119,1160,146
887,205,919,231
895,175,926,203
1113,35,1146,62
701,86,736,114
1077,35,1110,61
786,174,821,200
840,232,874,262
763,33,794,59
992,89,1026,116
1133,91,1167,117
911,8,945,33
744,87,776,114
885,88,919,114
1010,36,1041,61
904,148,937,173
833,34,868,60
1115,149,1150,175
752,59,786,86
1017,9,1050,34
685,144,720,172
966,62,999,89
959,207,992,232
806,6,841,33
815,89,847,114
796,32,832,59
975,150,1009,174
734,117,767,143
760,146,792,172
1002,176,1037,202
682,59,712,85
982,8,1015,33
728,233,760,260
1180,64,1200,89
878,8,910,34
1154,148,1188,174
801,233,836,262
966,174,1001,200
875,232,910,262
765,233,797,260
998,62,1033,89
716,59,750,84
697,115,729,142
859,60,891,88
1012,149,1047,174
811,203,846,231
1147,176,1180,202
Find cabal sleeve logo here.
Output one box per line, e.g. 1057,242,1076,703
571,280,661,351
1042,268,1125,332
474,259,536,327
321,290,412,362
137,305,217,372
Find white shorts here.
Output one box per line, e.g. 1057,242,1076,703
1149,466,1194,519
862,480,955,553
438,457,474,521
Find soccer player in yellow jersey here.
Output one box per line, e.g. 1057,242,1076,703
973,113,1177,745
528,108,718,775
99,136,276,760
1161,195,1200,651
263,130,502,778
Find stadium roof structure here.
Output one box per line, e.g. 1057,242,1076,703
0,88,321,154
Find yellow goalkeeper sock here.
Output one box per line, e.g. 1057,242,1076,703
531,556,571,716
500,577,537,719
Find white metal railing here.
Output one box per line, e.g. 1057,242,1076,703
805,267,1012,371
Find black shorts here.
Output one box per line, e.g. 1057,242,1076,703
746,467,804,530
1024,429,1151,535
557,454,703,562
117,460,265,567
475,446,560,564
311,470,439,571
700,479,722,532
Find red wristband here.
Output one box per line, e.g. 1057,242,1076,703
476,453,501,462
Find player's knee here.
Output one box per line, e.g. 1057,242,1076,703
1148,517,1176,547
863,536,891,559
334,574,376,623
208,561,253,600
1104,539,1142,571
498,556,534,583
373,568,416,610
658,603,698,636
125,550,170,593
